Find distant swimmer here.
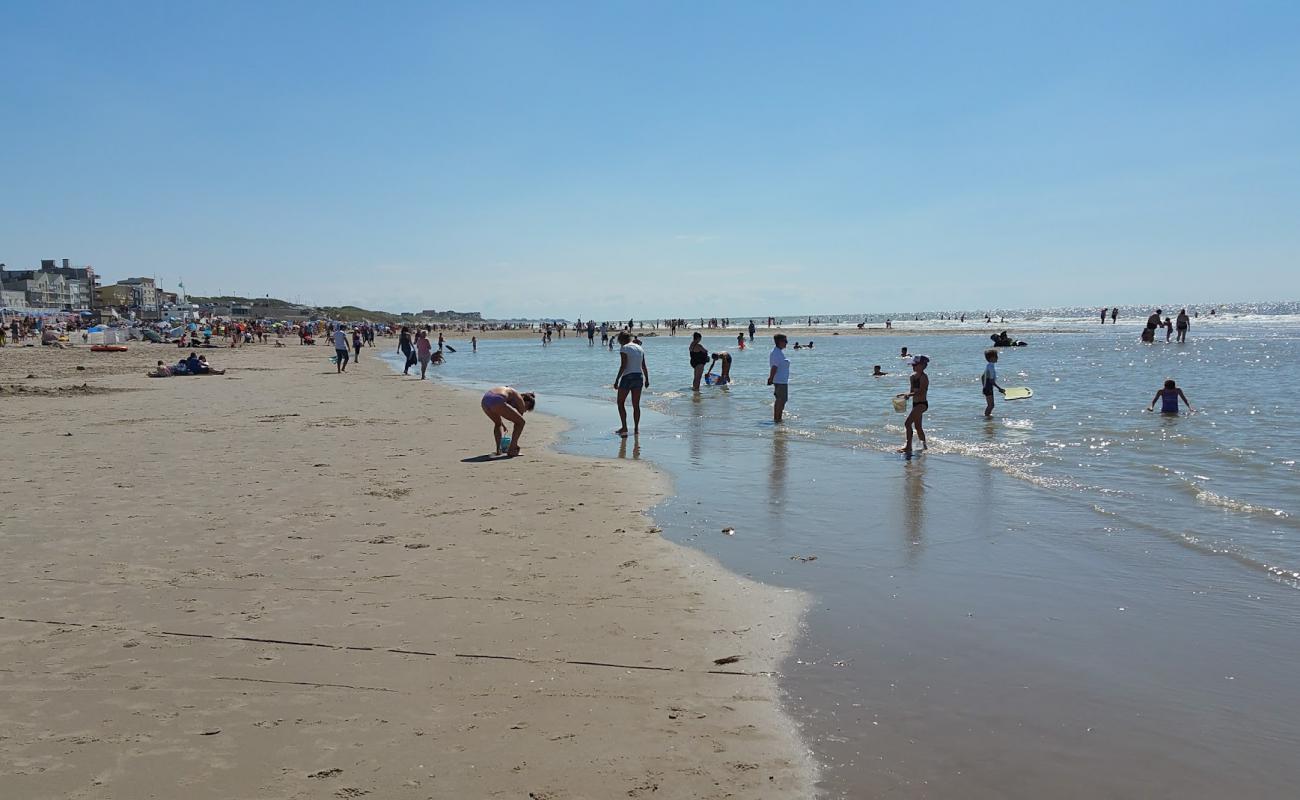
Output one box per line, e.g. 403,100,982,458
689,332,709,391
872,365,888,377
896,355,929,454
1150,379,1193,415
481,386,535,456
706,351,733,385
982,348,1006,418
899,346,909,359
1176,309,1189,342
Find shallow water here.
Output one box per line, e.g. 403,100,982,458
386,318,1300,797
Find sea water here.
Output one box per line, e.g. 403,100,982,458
388,312,1300,798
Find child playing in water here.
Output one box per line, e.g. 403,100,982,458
1150,379,1193,414
982,349,1005,417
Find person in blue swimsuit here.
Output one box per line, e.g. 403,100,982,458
1150,379,1193,414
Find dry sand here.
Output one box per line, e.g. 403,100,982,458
0,342,814,799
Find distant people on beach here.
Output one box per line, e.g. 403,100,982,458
748,320,756,342
614,331,649,437
333,326,350,373
352,328,363,361
1164,316,1174,342
1176,309,1189,342
1151,379,1193,414
982,349,1005,417
481,386,535,457
587,320,596,346
1101,307,1108,324
689,332,709,391
897,355,929,454
1111,307,1118,323
767,334,790,423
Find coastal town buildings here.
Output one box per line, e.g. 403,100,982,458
0,259,98,311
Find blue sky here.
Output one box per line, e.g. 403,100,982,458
2,1,1297,318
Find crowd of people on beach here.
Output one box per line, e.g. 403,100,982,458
480,307,1201,459
4,305,1201,463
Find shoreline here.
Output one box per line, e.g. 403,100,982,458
0,343,817,798
401,328,1300,798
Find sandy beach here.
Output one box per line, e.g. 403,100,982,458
0,342,814,799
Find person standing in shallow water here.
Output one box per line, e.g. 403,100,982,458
767,334,790,423
415,330,434,379
614,331,649,437
1151,379,1193,414
897,355,929,454
398,326,415,374
689,332,709,391
982,349,1005,417
1176,309,1190,342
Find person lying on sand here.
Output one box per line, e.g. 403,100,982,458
480,386,535,456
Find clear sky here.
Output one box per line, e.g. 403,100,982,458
2,1,1298,318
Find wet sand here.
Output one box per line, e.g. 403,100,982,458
0,343,813,799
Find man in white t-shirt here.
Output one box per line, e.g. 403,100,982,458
767,334,790,423
333,326,350,373
613,331,649,436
